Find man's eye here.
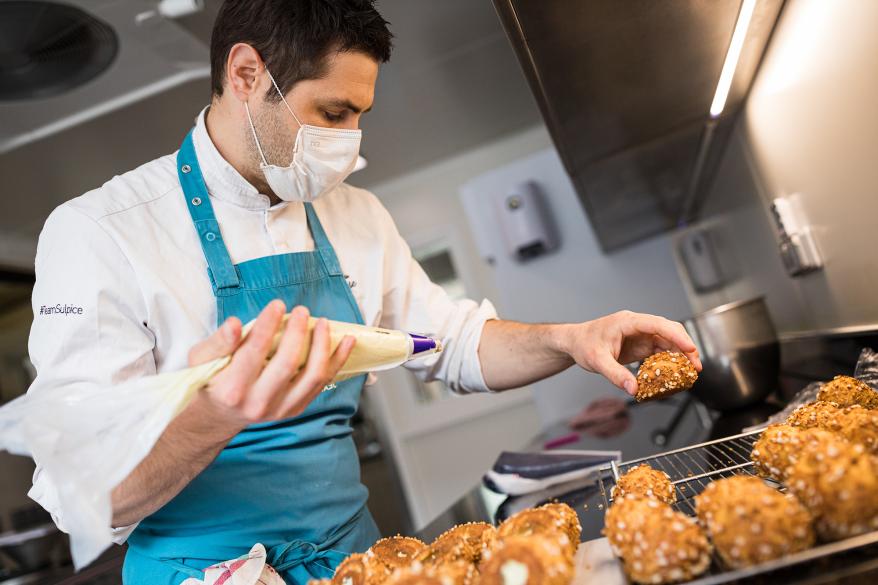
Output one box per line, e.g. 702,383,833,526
323,111,344,123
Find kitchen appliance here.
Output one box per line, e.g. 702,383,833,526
0,0,208,155
0,524,64,573
492,0,786,250
685,297,780,411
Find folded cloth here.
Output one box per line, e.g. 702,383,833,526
180,544,285,585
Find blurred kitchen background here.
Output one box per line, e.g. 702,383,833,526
1,0,878,582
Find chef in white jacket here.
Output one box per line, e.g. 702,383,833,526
26,1,701,583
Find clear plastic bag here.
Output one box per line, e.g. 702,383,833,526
0,317,441,569
745,347,878,432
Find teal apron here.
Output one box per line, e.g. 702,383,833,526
122,130,380,584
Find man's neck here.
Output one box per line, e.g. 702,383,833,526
204,99,281,205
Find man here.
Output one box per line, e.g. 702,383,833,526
26,1,701,583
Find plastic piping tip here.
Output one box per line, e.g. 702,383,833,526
409,334,441,356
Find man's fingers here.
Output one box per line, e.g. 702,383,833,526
594,353,639,396
626,314,702,371
328,335,356,374
231,300,285,367
188,317,242,366
251,306,311,415
277,320,339,416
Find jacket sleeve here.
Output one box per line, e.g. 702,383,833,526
374,204,497,394
26,204,156,543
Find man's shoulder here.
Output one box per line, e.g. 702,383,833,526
326,182,393,225
65,152,181,222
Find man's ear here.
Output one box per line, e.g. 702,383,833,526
225,43,265,102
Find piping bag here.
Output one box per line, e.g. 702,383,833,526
0,315,442,569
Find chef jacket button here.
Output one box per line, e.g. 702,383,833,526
181,164,191,174
205,232,216,242
191,197,202,206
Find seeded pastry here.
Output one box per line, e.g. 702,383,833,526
385,561,476,585
479,535,573,585
785,401,840,429
604,496,711,584
817,375,878,409
786,401,878,454
751,424,839,482
367,536,428,572
694,476,814,569
635,351,698,402
611,463,676,505
416,522,497,567
535,503,582,551
787,431,878,541
497,506,575,557
333,553,392,585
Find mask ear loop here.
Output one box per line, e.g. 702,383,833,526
244,101,270,167
265,68,304,127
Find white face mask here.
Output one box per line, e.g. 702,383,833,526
245,69,362,202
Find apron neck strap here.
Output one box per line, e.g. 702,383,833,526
177,130,240,290
304,202,343,277
177,129,345,283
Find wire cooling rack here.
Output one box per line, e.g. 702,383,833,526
595,430,878,584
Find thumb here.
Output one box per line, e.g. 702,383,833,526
593,353,638,396
188,317,242,366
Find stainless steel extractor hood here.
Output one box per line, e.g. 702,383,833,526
493,0,784,251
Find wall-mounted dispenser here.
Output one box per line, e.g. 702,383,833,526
493,181,558,261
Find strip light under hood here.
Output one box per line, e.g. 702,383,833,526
710,0,757,117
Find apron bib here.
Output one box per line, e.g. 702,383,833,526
123,130,379,585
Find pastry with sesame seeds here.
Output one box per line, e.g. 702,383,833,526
817,375,878,409
367,536,428,572
635,351,698,402
534,503,581,551
479,535,573,585
750,424,839,482
497,507,575,557
611,463,676,505
332,553,392,585
785,400,840,429
694,475,814,569
785,401,878,454
416,522,496,567
787,431,878,541
385,560,476,585
603,496,711,584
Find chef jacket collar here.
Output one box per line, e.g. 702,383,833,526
191,106,285,211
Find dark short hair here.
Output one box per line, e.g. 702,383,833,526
210,0,392,99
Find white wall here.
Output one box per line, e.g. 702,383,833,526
459,148,692,425
678,0,878,334
363,125,552,528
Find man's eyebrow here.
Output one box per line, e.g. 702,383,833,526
319,99,372,114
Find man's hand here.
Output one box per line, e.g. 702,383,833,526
187,300,356,431
111,300,355,527
477,311,701,396
557,311,702,396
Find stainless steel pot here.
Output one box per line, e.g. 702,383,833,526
684,297,780,411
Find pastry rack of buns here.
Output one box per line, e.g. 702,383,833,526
310,502,582,585
598,374,878,584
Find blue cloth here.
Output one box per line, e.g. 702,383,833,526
123,130,379,584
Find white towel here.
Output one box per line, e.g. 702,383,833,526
180,543,286,585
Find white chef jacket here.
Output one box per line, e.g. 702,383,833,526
26,108,497,542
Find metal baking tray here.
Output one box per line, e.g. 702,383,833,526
596,430,878,584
